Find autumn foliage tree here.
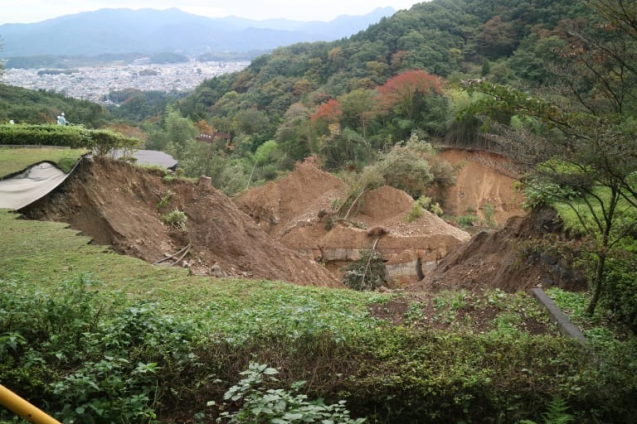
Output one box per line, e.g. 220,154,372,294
375,70,443,121
311,99,343,125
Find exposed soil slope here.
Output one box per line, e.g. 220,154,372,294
21,157,340,287
237,160,347,238
414,208,586,293
438,149,526,225
237,161,470,285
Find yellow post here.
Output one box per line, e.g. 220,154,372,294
0,384,62,424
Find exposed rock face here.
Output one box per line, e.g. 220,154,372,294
21,156,340,288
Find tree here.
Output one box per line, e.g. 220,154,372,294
463,0,637,318
310,99,342,126
338,89,376,137
275,103,314,166
477,16,518,58
468,85,636,317
375,70,443,121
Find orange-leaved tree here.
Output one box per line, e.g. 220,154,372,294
311,99,343,125
375,70,443,121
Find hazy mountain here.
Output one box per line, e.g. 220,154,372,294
0,7,395,58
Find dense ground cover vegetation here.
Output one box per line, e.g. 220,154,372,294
1,209,636,423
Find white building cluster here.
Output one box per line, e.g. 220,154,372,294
3,60,249,103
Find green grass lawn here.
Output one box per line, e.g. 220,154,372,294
0,147,88,178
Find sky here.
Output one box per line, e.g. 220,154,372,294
0,0,422,25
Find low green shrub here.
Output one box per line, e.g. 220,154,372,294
0,124,139,155
156,190,175,210
161,209,188,230
407,203,424,222
216,363,364,423
483,202,495,226
417,195,444,216
455,214,477,227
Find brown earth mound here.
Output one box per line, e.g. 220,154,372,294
237,162,470,286
237,160,347,238
21,156,340,288
412,208,587,293
438,149,526,225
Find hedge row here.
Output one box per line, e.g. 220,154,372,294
0,124,140,154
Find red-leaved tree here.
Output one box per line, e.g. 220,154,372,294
375,70,443,120
310,99,343,124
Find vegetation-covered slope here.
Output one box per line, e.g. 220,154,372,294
0,83,109,127
134,0,586,195
176,0,580,142
1,208,636,423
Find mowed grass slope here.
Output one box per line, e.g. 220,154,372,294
0,147,87,177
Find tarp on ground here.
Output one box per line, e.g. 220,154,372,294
0,162,68,210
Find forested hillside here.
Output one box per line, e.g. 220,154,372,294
148,0,583,183
0,84,108,127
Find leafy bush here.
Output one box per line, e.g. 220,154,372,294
161,209,188,230
482,202,495,226
0,277,198,424
430,202,444,216
602,250,637,332
375,143,433,198
342,250,387,291
455,214,477,227
0,124,139,155
417,196,444,216
156,189,175,209
407,203,424,222
217,363,364,424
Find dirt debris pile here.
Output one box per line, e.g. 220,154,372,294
237,161,470,286
414,208,587,293
21,156,340,288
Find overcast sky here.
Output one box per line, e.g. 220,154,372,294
0,1,422,24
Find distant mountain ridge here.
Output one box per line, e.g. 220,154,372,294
0,7,396,58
